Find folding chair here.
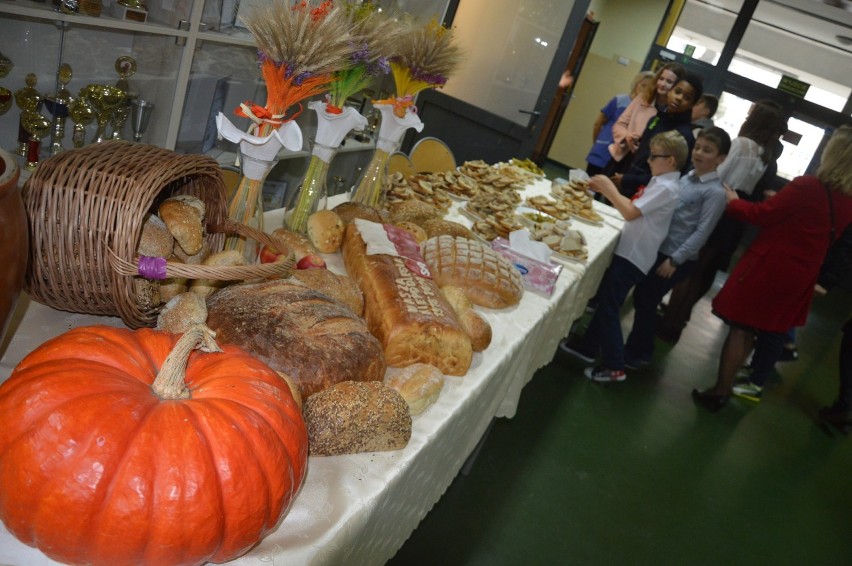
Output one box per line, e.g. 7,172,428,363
409,137,456,173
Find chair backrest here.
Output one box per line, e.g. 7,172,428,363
387,151,416,178
409,137,456,173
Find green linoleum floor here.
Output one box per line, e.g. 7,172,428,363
387,275,852,565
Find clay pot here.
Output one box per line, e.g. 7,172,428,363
0,149,27,344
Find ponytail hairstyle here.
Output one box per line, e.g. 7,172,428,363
739,99,788,165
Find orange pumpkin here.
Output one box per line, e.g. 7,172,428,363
0,325,308,566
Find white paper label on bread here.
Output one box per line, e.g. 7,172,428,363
353,218,432,278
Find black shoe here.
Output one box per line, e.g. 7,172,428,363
559,338,596,364
656,326,682,344
778,346,799,362
624,355,650,371
819,401,852,427
692,388,729,412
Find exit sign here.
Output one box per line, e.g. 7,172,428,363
778,75,810,98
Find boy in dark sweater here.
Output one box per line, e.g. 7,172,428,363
614,72,704,199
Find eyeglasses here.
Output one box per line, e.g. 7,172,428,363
649,154,672,160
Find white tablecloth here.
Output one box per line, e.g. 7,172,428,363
0,181,622,566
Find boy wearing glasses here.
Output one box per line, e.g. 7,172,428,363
561,131,687,382
623,126,731,369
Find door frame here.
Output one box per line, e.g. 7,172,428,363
402,0,592,163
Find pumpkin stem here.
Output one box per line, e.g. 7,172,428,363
152,324,222,400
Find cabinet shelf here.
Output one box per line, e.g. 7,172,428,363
0,0,189,37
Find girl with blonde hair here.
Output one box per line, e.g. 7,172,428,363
693,125,852,411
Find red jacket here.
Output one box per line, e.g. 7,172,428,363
712,175,852,332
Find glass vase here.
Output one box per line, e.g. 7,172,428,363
284,142,336,234
351,102,424,208
283,101,367,233
350,139,395,209
224,150,278,262
215,112,303,262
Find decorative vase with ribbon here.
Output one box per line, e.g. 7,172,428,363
350,102,423,208
284,100,367,234
216,112,303,262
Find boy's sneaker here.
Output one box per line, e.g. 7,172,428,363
584,366,627,383
735,365,754,380
624,355,650,371
732,379,763,403
559,338,596,364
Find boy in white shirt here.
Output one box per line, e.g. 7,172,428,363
624,126,731,368
561,130,688,382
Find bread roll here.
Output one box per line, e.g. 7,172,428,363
159,195,205,255
206,279,386,399
422,235,524,308
440,285,492,351
156,292,207,334
189,250,247,298
138,213,174,257
333,201,383,225
384,363,444,415
307,209,345,253
342,221,472,376
172,240,211,265
134,277,160,311
303,381,411,456
394,221,428,244
422,218,474,240
387,199,442,224
290,268,364,316
276,371,303,410
271,228,318,261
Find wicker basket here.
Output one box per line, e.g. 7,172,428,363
24,141,293,329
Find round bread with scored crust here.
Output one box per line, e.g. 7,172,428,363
206,279,385,399
421,235,524,309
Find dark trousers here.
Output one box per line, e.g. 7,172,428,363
748,330,789,386
625,253,696,362
838,318,852,408
581,255,645,370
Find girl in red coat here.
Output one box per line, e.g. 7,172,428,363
693,125,852,411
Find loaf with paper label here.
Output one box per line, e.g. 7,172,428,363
342,220,472,376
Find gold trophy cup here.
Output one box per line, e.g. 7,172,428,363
82,84,126,143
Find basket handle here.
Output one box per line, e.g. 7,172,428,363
108,219,295,280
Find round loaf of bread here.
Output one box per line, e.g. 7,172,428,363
307,209,345,253
206,279,386,399
290,268,364,316
421,235,524,309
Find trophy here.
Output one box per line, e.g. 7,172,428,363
21,105,51,170
0,52,12,116
111,56,137,140
82,84,126,143
67,90,95,148
14,73,43,157
130,99,154,142
44,63,73,155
